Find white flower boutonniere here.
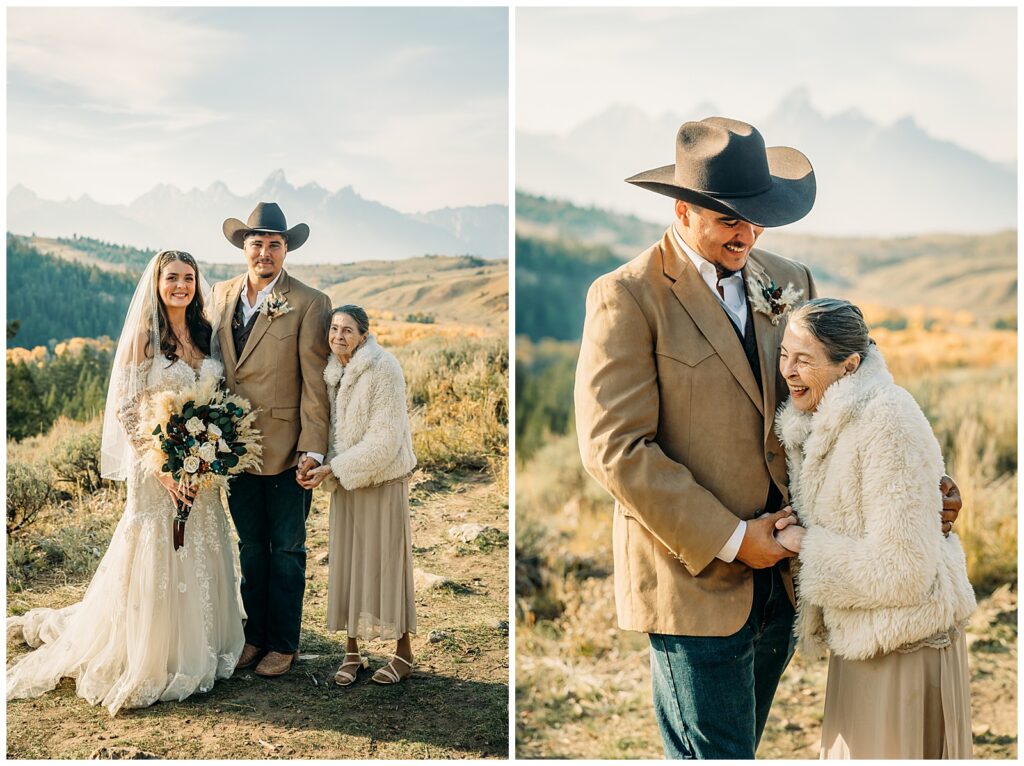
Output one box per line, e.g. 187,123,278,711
747,275,803,325
259,292,293,322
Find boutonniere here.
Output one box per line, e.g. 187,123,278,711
259,292,292,322
747,275,803,325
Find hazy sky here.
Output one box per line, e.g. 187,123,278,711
8,7,508,212
517,7,1016,164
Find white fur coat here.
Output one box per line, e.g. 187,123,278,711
322,335,416,490
775,348,975,661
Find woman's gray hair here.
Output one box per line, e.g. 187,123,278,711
789,298,872,363
331,304,370,335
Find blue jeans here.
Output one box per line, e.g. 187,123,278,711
649,565,796,759
228,469,312,654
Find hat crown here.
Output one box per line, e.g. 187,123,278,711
223,202,310,250
673,117,772,198
246,202,289,233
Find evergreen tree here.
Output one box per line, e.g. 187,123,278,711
6,361,53,441
6,234,140,347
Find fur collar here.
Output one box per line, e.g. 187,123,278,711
775,343,893,451
324,333,383,389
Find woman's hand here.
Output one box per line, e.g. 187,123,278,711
157,474,194,508
297,464,332,490
940,474,961,537
774,506,805,552
775,524,806,553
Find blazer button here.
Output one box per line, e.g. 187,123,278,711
766,451,775,462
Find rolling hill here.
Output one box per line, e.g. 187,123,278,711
516,192,1017,340
6,234,508,348
312,257,508,329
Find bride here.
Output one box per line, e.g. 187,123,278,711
7,250,245,715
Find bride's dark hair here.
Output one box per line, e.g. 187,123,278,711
150,250,213,362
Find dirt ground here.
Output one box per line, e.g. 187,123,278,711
6,469,510,759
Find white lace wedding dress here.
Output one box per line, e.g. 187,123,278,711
6,357,245,716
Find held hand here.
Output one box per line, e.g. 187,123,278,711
736,508,797,569
296,455,320,482
157,474,194,508
297,464,332,490
297,463,331,489
775,524,806,553
774,505,797,530
940,474,962,538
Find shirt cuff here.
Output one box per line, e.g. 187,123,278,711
716,520,747,563
304,452,324,465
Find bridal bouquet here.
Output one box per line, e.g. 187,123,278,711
142,375,262,550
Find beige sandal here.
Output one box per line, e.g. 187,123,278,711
371,654,413,685
334,653,368,687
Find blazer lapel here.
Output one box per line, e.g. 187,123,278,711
217,275,244,371
236,269,290,370
662,229,763,415
744,256,782,436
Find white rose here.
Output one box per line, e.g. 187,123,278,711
198,442,217,463
185,417,205,435
207,422,222,439
183,455,201,474
218,438,230,453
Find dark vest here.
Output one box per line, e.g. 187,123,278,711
720,291,783,514
724,292,762,393
231,296,260,357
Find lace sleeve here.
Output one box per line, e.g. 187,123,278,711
114,360,154,457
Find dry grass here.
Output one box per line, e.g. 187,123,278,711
392,335,508,490
371,312,500,347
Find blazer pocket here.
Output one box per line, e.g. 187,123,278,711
271,407,300,421
266,322,297,341
655,342,715,368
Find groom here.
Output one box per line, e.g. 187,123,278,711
214,202,332,678
574,117,961,758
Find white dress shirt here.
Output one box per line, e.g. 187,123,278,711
239,271,284,325
673,227,748,334
672,227,748,562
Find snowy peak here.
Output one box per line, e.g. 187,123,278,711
7,177,508,263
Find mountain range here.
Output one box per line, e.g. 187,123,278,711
7,171,508,263
516,89,1017,236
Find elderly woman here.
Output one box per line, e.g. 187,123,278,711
773,298,976,758
300,305,417,686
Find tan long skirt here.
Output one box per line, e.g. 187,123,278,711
326,478,416,641
820,630,972,759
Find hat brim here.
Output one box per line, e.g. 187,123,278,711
223,219,310,251
625,146,816,228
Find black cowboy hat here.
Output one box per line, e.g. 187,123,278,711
625,117,815,227
223,202,310,250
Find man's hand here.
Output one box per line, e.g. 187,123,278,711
940,474,962,538
296,454,321,483
736,509,797,569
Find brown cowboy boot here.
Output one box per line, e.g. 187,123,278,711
254,650,300,678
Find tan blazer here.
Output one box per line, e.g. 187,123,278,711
575,227,816,636
212,270,332,476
